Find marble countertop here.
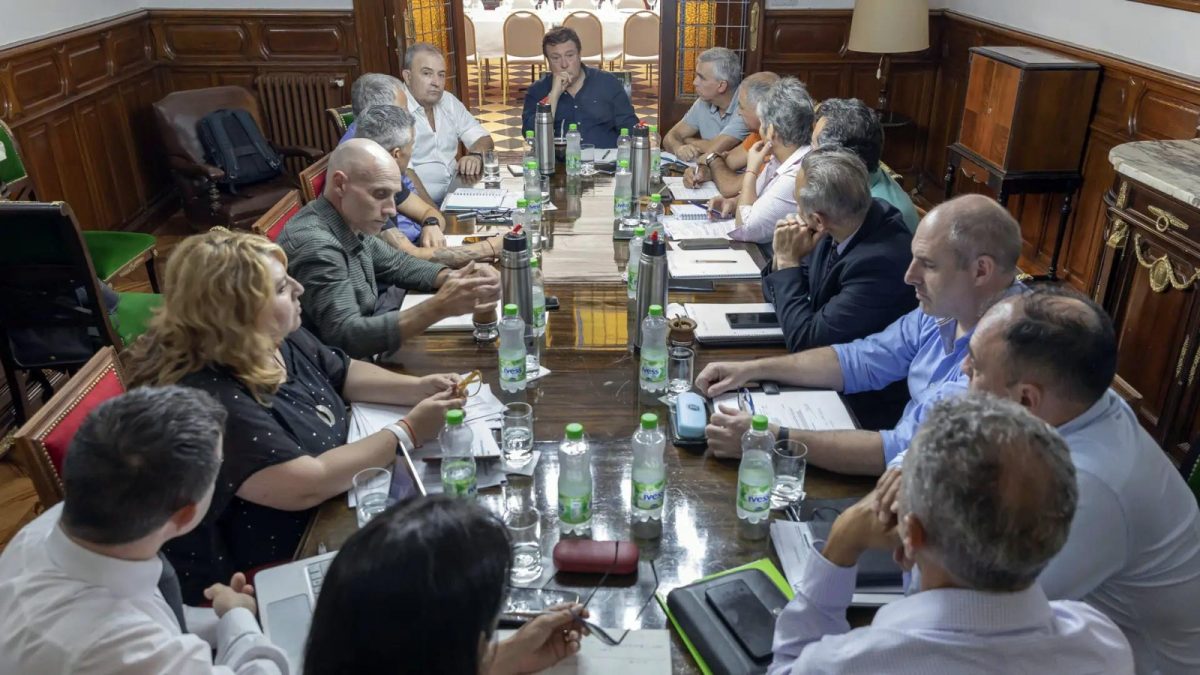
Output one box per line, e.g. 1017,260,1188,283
1110,139,1200,210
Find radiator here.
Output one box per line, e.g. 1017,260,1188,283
255,74,346,174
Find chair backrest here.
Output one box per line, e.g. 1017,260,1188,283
503,11,547,59
563,0,595,10
299,154,330,203
0,119,34,201
251,190,303,241
325,104,353,136
0,201,122,370
623,11,660,58
616,0,647,9
510,0,536,8
14,346,126,507
464,15,478,57
562,12,603,60
153,86,266,167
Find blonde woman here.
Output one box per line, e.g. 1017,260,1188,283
126,229,463,602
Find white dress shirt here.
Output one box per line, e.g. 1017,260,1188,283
1040,389,1200,674
769,540,1134,675
0,504,288,674
404,84,490,204
730,145,810,245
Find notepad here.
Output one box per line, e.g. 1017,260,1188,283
399,293,473,332
671,302,784,345
496,630,671,674
663,176,719,201
442,188,506,211
667,248,760,280
659,151,697,169
662,217,736,240
668,203,708,218
712,389,856,432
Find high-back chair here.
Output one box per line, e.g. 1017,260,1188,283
326,104,354,138
299,154,330,204
13,347,126,508
616,0,647,9
0,119,34,202
563,11,605,69
464,15,485,107
563,0,595,8
621,10,660,86
251,190,304,242
502,12,547,104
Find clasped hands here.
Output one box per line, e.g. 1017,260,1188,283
772,214,826,271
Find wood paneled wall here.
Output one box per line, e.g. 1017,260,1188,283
0,9,360,234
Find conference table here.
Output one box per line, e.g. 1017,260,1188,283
297,164,877,673
467,5,655,62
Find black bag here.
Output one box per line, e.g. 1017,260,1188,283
196,109,284,192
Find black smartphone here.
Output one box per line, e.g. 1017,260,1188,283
704,579,776,661
676,238,732,250
726,312,779,329
545,295,560,311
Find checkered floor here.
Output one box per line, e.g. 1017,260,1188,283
464,61,659,152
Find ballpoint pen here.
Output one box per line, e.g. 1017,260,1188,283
695,259,739,263
738,387,756,415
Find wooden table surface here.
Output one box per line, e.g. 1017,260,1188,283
297,170,876,673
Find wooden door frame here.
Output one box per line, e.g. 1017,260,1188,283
351,0,469,104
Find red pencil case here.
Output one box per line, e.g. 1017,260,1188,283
552,540,640,575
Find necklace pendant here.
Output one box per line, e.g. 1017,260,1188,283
315,404,336,427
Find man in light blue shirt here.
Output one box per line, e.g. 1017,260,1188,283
958,286,1200,674
661,47,750,162
696,193,1021,475
769,395,1133,674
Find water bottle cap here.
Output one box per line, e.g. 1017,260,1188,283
649,125,658,133
525,160,538,169
640,412,658,429
751,414,769,431
650,194,661,203
620,128,629,135
525,130,534,138
618,159,629,168
569,123,578,130
632,125,648,137
446,409,465,425
530,256,540,269
648,304,663,316
634,225,646,236
503,303,519,316
516,198,528,207
565,422,584,439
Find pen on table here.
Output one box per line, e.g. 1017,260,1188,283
695,259,739,263
738,388,756,415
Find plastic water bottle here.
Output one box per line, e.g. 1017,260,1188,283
631,413,666,522
439,409,477,500
626,225,645,299
643,194,664,237
558,423,593,533
614,159,633,225
737,414,775,539
565,123,582,177
639,305,668,394
513,198,528,236
617,127,632,166
498,303,527,392
523,130,537,171
649,124,662,184
524,161,542,231
531,256,546,337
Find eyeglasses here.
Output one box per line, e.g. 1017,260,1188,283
456,370,483,398
541,554,661,647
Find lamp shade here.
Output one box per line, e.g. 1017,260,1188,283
848,0,929,55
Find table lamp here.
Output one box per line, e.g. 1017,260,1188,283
848,0,929,116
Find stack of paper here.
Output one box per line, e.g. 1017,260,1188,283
676,302,784,345
712,389,856,431
663,176,719,201
659,151,697,170
399,294,473,332
661,217,736,241
668,203,708,218
497,630,671,674
442,188,507,211
666,248,760,280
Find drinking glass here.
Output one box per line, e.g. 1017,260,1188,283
502,402,535,465
483,150,500,181
540,175,551,205
473,304,499,342
581,144,596,176
353,467,391,527
667,346,695,403
770,440,808,510
505,506,543,584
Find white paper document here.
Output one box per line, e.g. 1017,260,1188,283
443,188,507,210
399,294,473,332
667,248,760,280
500,192,558,211
713,389,856,432
498,629,671,674
667,203,708,219
662,217,736,241
663,176,719,201
679,302,783,345
771,521,903,607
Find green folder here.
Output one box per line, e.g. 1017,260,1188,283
655,558,794,675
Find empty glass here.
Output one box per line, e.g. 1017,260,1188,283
502,402,534,465
770,440,808,510
581,144,596,176
540,174,551,205
353,467,391,527
473,304,499,342
505,506,543,584
483,150,500,181
667,346,695,402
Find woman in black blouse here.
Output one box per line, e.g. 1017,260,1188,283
127,229,464,601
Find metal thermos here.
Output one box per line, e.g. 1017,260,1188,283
501,227,534,339
630,125,650,198
535,100,555,176
634,231,668,348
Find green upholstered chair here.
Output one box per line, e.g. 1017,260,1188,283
326,104,353,137
0,120,160,292
113,292,162,347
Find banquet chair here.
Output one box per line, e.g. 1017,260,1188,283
563,0,595,9
299,155,330,203
502,12,547,103
326,105,354,137
464,15,486,106
622,10,660,86
250,190,303,242
563,11,605,69
616,0,648,9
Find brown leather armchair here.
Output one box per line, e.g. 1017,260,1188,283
153,86,324,230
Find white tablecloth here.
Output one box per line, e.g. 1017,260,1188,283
467,6,654,61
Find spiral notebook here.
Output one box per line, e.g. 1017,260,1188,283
667,248,760,280
442,188,507,211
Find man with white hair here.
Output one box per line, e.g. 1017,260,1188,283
767,394,1133,673
662,47,750,161
682,71,779,197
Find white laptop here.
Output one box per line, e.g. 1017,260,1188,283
255,447,426,671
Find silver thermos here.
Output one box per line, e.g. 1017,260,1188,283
634,230,668,348
630,125,650,198
501,227,535,340
535,100,555,177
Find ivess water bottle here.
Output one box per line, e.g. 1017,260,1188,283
524,161,543,229
639,305,668,394
631,412,666,523
626,225,645,299
617,127,632,166
565,123,582,177
643,194,664,237
523,130,537,171
558,423,593,534
614,160,633,226
737,414,775,539
531,256,546,338
440,409,477,500
649,124,662,184
513,198,528,236
498,304,527,392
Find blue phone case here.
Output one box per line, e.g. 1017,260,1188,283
674,392,708,440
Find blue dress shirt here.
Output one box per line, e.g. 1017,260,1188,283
521,67,640,148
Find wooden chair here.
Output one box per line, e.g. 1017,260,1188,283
621,11,659,87
251,190,303,242
502,12,547,104
299,155,330,204
464,15,485,107
563,11,605,70
326,104,354,137
13,346,126,508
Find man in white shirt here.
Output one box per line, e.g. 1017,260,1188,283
770,394,1133,674
401,42,494,204
0,386,288,674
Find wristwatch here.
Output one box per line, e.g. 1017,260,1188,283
421,216,440,228
703,152,720,168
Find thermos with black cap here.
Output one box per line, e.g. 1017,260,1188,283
634,230,668,348
630,124,651,198
501,225,534,340
535,100,555,176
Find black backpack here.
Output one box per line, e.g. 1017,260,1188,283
197,108,284,192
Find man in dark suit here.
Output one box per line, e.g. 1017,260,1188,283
762,146,916,428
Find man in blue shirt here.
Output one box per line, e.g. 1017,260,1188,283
695,193,1022,475
521,27,639,149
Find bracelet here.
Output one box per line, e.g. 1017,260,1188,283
745,169,759,178
398,418,418,447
